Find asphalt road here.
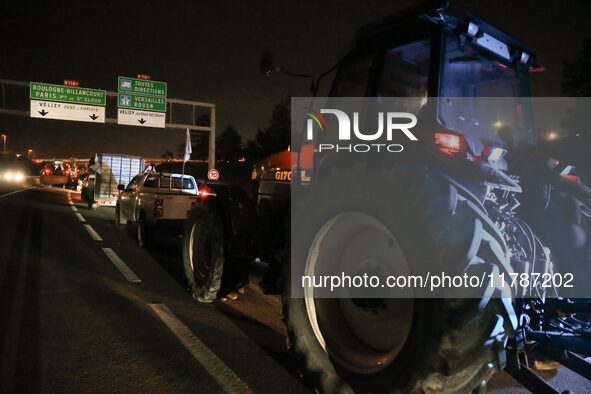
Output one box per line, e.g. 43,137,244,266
0,185,588,393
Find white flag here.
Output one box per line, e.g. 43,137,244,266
184,128,192,162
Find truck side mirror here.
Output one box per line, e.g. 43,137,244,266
117,184,125,191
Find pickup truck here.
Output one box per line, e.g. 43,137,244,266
115,172,201,247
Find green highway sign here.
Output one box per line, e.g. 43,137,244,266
30,82,106,106
118,92,167,112
118,76,167,97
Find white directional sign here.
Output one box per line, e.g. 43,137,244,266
30,100,105,123
117,108,165,128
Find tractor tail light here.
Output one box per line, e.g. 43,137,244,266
434,132,468,155
154,198,163,217
560,174,580,183
198,185,216,199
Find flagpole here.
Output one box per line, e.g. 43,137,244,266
182,128,191,193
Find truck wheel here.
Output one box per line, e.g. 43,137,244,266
137,212,152,248
284,167,513,393
182,205,225,303
115,204,127,229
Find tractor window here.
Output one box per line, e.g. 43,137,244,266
439,33,535,152
379,40,430,99
332,52,373,97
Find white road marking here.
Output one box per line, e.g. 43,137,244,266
74,212,85,222
149,303,252,394
0,186,35,199
83,224,102,241
0,214,32,388
101,248,141,283
70,205,78,212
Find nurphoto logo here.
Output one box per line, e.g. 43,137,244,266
305,108,418,153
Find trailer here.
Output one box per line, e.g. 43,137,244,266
85,153,144,210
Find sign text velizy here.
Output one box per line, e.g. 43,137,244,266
30,100,105,123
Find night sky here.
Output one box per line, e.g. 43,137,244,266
1,0,590,158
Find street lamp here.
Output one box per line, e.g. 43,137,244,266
1,134,6,153
547,131,558,141
28,148,33,158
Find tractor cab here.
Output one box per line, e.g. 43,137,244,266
323,2,540,157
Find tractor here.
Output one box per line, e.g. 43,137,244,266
183,2,591,392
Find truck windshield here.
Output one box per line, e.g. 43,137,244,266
439,33,535,153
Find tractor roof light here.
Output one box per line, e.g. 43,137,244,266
467,22,480,36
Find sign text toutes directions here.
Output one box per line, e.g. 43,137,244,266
118,76,167,97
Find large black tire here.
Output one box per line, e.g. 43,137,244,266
284,166,515,393
182,205,225,303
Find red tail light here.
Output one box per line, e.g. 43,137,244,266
434,132,468,155
65,169,70,176
44,168,51,175
560,174,580,183
198,185,216,199
154,198,163,217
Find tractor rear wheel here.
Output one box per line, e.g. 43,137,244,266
284,167,513,393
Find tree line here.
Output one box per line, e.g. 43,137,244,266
164,98,290,164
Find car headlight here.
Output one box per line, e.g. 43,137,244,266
14,172,24,181
4,171,13,181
